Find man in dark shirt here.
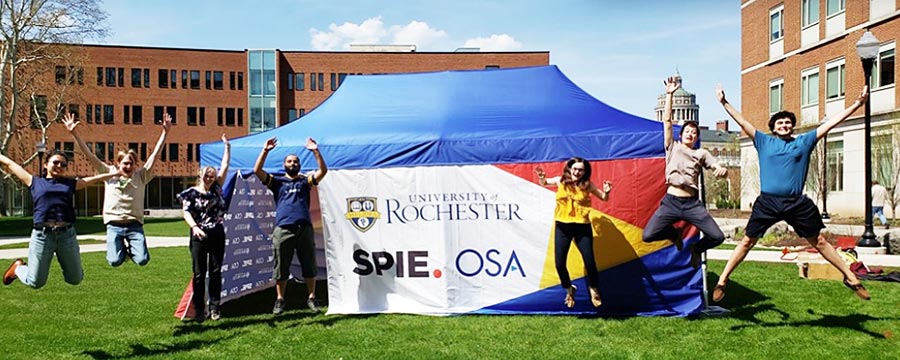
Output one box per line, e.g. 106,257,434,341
253,137,327,315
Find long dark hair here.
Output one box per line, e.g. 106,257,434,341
560,157,591,189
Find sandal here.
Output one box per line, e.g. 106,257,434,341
564,285,576,308
843,278,871,300
712,283,726,302
589,287,602,307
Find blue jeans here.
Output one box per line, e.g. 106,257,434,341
106,222,149,266
874,206,887,225
15,227,82,288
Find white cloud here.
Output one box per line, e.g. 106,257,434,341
310,17,388,50
462,34,522,51
390,21,447,47
310,17,449,50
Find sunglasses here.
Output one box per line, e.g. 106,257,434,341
50,160,68,168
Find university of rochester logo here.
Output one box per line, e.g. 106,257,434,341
345,197,380,232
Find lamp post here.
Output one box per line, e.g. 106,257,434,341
36,142,46,178
855,31,881,247
821,131,830,222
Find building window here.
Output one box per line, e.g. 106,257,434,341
205,71,211,90
131,68,142,87
132,105,142,125
238,72,244,90
143,69,150,88
874,133,894,188
229,71,236,90
485,65,500,69
287,109,297,122
310,73,316,92
769,79,783,114
128,142,139,155
225,108,235,126
187,107,198,126
296,73,305,91
168,143,178,162
803,0,819,27
30,95,48,128
770,6,784,42
826,60,845,99
103,105,114,124
105,67,116,87
190,70,200,89
67,104,79,120
238,108,244,127
213,71,223,90
154,106,164,124
287,73,294,90
801,68,819,106
199,107,206,126
170,70,177,88
195,143,201,162
117,67,124,87
217,107,223,126
331,73,337,91
96,67,103,86
123,105,130,124
94,104,101,123
86,104,93,123
159,69,168,88
167,106,176,124
826,0,844,17
94,142,105,161
140,143,147,161
871,44,895,89
318,73,324,91
338,73,348,87
826,140,843,191
55,66,66,84
182,70,188,89
187,143,194,162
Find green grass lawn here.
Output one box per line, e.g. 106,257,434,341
1,248,898,359
0,217,188,237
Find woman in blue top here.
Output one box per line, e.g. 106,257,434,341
2,151,121,288
177,134,230,322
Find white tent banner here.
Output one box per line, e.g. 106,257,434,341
320,165,554,315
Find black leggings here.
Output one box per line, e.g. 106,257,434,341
554,221,599,289
190,224,225,313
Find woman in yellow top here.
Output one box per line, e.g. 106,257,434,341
536,157,612,308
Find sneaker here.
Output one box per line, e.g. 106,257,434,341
273,298,286,315
3,259,23,286
209,309,221,321
307,297,321,313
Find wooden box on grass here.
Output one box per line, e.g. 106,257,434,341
796,252,843,281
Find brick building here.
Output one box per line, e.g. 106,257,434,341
4,44,549,215
740,0,899,217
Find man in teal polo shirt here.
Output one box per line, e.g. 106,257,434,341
253,137,327,315
713,85,870,302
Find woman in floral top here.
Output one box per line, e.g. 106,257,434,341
177,134,230,322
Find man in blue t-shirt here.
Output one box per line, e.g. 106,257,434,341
253,137,327,315
712,85,870,303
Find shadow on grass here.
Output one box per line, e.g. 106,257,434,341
729,309,899,339
79,332,243,359
172,279,367,335
703,272,897,339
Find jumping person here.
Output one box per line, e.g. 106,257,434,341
253,137,327,315
535,158,612,308
642,76,728,268
713,85,870,302
2,151,121,288
63,112,171,267
176,134,230,322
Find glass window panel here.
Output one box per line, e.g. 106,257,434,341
770,11,782,41
250,71,262,96
264,70,276,95
879,49,894,87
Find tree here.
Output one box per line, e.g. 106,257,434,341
873,125,900,222
0,0,108,215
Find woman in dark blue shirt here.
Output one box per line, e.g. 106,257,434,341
177,134,230,322
2,151,121,288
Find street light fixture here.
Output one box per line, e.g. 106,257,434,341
855,31,881,248
35,142,46,177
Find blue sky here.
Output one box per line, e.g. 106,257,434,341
97,0,741,128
